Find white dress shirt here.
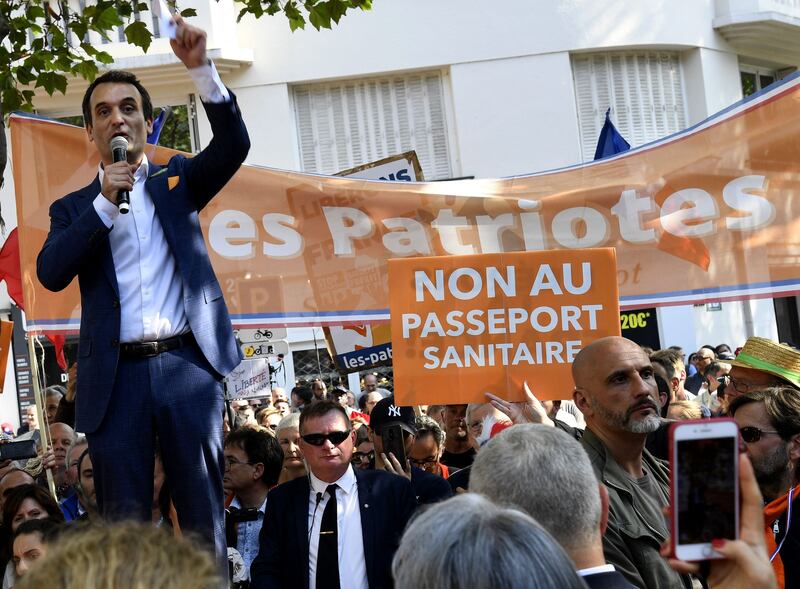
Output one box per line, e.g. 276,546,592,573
308,465,369,589
93,63,229,343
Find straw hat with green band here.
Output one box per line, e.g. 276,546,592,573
728,337,800,389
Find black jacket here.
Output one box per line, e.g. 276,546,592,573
250,467,416,589
410,466,452,504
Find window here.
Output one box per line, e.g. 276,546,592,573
293,72,453,179
740,65,777,97
572,51,687,161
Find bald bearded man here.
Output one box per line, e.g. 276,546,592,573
572,336,691,589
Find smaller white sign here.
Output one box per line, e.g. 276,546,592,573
236,328,288,344
240,339,290,359
224,359,272,400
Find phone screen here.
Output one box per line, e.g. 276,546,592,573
383,424,407,467
676,436,737,544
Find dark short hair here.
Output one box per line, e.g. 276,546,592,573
224,428,284,487
13,517,63,544
82,70,153,125
729,386,800,441
703,362,723,379
715,343,732,355
654,374,671,418
299,400,351,435
291,386,313,405
2,484,65,530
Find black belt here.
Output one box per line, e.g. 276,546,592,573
119,332,195,359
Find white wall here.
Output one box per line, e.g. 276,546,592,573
0,353,19,431
682,47,744,124
449,52,582,177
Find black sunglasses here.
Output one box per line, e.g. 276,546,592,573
301,430,351,447
739,426,780,443
351,451,374,463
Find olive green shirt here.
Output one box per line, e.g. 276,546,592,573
582,428,692,589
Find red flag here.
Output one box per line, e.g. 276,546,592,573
0,229,23,308
0,229,67,369
47,333,67,371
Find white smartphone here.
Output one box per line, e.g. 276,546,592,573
669,418,739,561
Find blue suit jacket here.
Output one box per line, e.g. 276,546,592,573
250,468,417,589
36,94,250,434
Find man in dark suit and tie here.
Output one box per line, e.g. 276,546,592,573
250,400,417,589
36,15,249,575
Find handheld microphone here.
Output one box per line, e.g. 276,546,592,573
110,136,130,214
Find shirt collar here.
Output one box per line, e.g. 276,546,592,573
97,154,150,183
229,495,268,514
309,464,357,497
577,564,616,576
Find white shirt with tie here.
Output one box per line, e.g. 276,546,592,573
307,465,369,589
93,63,229,344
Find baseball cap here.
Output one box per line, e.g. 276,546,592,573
369,396,416,436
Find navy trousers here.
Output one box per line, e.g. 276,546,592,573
86,339,226,577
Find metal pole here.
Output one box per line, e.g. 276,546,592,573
26,332,57,501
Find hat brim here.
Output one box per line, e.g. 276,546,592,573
728,358,800,389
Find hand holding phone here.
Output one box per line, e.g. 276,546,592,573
665,454,778,589
669,418,739,561
382,424,408,470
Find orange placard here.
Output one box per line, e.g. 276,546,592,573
389,249,621,404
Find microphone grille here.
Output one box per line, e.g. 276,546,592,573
110,136,128,150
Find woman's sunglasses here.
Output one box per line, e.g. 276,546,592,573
301,430,351,446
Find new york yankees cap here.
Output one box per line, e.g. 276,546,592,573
370,395,417,436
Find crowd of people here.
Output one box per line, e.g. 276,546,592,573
0,334,798,588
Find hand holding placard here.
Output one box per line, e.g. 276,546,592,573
485,381,554,427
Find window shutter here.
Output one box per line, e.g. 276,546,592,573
572,51,687,162
293,72,453,179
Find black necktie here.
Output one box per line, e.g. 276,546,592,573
316,484,340,589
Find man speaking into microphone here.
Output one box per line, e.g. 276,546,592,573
36,14,249,573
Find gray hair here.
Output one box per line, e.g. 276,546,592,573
65,435,88,466
414,415,445,450
45,385,66,399
275,412,300,435
470,424,601,553
392,494,586,589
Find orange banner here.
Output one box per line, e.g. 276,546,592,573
0,321,12,392
388,249,620,403
10,74,800,332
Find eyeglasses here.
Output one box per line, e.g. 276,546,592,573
351,451,374,464
728,376,754,393
301,430,351,447
224,457,254,470
739,426,781,443
409,457,438,470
